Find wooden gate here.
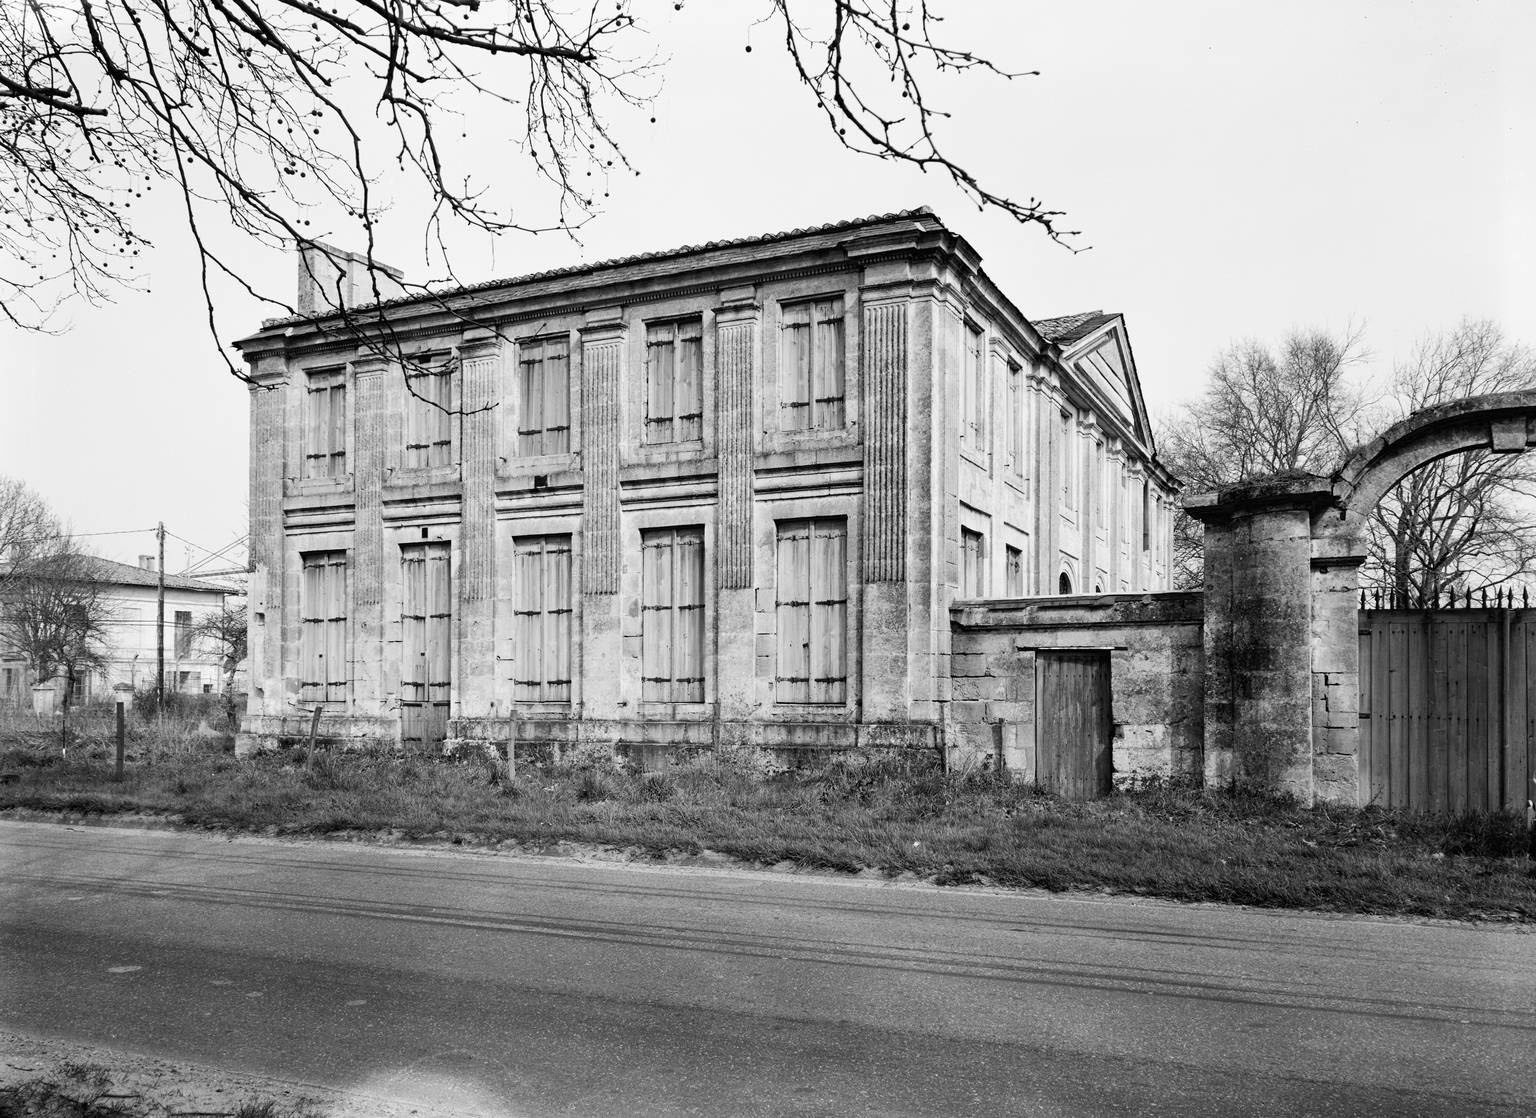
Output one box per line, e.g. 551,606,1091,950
1035,650,1113,800
1358,599,1535,813
400,542,451,751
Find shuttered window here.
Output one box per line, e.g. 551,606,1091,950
780,298,845,432
174,610,193,658
774,519,847,704
300,550,347,702
1006,363,1024,477
645,320,704,444
641,527,705,703
517,337,571,457
404,362,453,468
962,323,986,453
1060,409,1076,507
1006,545,1024,597
511,535,572,702
1142,480,1153,551
961,528,985,598
304,373,346,478
400,543,451,709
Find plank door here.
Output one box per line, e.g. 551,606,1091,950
401,542,451,751
1035,651,1113,800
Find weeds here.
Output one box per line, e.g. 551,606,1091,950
0,728,1532,921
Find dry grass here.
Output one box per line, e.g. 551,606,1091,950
0,1061,320,1118
1,725,1532,921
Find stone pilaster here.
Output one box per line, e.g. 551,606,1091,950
580,328,623,719
714,306,757,720
352,356,388,714
860,296,912,719
456,332,499,719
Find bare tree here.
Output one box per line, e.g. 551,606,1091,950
1,0,1074,372
1363,320,1536,605
0,476,63,591
0,548,116,707
1158,328,1369,586
189,599,246,725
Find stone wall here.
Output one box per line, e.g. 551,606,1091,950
947,593,1204,787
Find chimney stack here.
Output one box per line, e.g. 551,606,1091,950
138,555,156,571
296,241,406,316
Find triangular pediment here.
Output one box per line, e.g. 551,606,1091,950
1039,312,1155,453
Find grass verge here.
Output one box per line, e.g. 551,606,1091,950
0,1061,319,1117
1,727,1533,922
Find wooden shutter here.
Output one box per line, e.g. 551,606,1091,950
780,303,812,431
646,325,675,444
328,383,346,475
677,530,704,702
548,539,572,701
323,554,347,701
676,321,703,442
774,521,811,703
518,344,544,457
808,520,847,703
425,545,451,704
400,547,427,703
512,536,572,702
544,340,570,454
300,555,324,700
812,300,845,430
640,531,673,701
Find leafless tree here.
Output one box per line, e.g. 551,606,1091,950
189,598,246,724
0,548,116,707
0,476,63,591
1363,320,1536,605
2,0,1074,385
1158,328,1370,586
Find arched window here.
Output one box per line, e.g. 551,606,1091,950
1058,571,1073,595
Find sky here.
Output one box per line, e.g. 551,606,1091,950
2,0,1533,572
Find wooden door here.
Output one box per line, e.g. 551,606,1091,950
1036,651,1113,799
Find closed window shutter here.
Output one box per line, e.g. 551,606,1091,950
676,321,703,442
324,555,347,702
426,546,451,704
328,384,346,475
640,531,672,701
780,304,811,432
646,328,675,444
774,522,810,702
813,302,845,430
512,536,572,702
544,342,570,454
300,558,322,699
400,549,426,704
518,347,544,457
808,521,847,703
676,530,704,702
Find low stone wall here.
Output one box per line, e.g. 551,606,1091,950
948,593,1205,787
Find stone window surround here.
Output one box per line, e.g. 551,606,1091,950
619,504,717,720
757,279,861,456
500,327,581,474
288,363,354,494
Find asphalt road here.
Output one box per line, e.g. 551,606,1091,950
0,820,1532,1117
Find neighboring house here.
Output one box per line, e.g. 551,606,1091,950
0,556,236,707
235,208,1178,755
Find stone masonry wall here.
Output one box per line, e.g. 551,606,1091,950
948,593,1204,787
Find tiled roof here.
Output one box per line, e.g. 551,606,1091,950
1033,310,1118,347
79,556,235,594
263,207,940,327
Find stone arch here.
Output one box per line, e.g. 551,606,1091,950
1187,391,1536,807
1315,390,1536,546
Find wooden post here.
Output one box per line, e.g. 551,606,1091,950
305,704,322,771
115,702,125,781
155,522,166,710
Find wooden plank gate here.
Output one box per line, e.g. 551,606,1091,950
1358,594,1535,813
1035,650,1113,800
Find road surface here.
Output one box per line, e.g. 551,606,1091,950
1,819,1532,1117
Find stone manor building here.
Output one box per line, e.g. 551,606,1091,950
236,209,1178,758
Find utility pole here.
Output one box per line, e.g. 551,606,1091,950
156,521,166,707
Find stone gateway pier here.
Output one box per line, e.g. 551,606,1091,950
1187,391,1536,805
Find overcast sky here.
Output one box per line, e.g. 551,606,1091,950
2,0,1532,572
